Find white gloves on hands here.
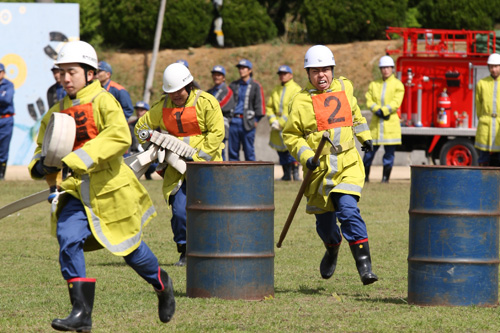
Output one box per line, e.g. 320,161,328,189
149,130,196,158
271,121,281,131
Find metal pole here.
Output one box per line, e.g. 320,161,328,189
143,0,167,104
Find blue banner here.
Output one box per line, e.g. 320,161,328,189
0,2,79,165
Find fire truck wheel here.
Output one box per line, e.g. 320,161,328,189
439,139,478,166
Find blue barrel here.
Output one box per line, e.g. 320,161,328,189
186,161,274,300
408,165,500,306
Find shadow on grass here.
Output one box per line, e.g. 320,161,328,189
354,295,408,305
273,285,327,295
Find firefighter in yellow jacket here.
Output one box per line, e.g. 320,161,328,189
135,63,224,266
28,41,175,331
475,53,500,166
363,55,404,182
266,65,302,181
283,45,378,286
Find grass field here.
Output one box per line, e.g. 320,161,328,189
1,179,499,332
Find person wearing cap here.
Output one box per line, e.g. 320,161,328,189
175,59,201,89
283,45,378,286
47,64,67,108
96,60,134,120
266,65,302,181
207,65,235,161
135,62,224,267
28,41,176,331
228,58,266,161
475,53,500,166
362,55,404,183
0,62,15,180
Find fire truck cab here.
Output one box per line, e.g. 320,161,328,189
385,27,496,165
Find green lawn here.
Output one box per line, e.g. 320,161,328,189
0,179,498,332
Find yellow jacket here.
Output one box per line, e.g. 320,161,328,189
135,89,224,199
365,74,404,145
266,79,302,151
28,80,156,256
283,77,372,214
475,76,500,152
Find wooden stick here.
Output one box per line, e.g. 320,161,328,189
277,132,330,248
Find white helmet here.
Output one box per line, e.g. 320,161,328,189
379,55,395,67
162,63,194,93
487,53,500,65
56,41,98,70
304,45,336,68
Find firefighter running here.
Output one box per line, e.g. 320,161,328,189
283,45,378,285
28,41,175,331
135,62,224,267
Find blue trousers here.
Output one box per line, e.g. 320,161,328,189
363,145,396,168
315,193,368,246
228,117,256,161
0,116,14,163
168,181,187,245
277,150,296,166
478,150,500,165
57,196,163,289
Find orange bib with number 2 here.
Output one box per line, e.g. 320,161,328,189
312,91,353,131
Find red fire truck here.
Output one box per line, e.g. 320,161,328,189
385,27,497,165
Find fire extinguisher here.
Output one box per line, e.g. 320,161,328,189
436,88,451,128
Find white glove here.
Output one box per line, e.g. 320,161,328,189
164,151,187,174
271,121,281,131
150,130,196,158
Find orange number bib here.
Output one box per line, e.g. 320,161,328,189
312,91,353,131
61,103,99,150
162,105,202,137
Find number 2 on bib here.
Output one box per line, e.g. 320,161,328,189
312,91,353,131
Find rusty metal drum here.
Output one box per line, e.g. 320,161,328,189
408,165,500,306
186,161,274,300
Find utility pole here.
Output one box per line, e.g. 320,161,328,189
143,0,166,104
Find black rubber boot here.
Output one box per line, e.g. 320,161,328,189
350,242,378,285
174,243,186,267
381,165,392,183
364,165,370,183
292,163,301,181
281,164,292,181
155,268,176,323
51,278,95,332
320,243,340,279
0,162,6,180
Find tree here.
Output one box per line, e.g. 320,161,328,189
221,0,278,46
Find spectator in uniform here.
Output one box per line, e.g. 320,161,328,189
266,65,302,181
207,65,235,161
283,45,378,286
47,64,66,108
363,55,404,182
28,41,175,331
475,53,500,166
96,61,134,120
135,63,224,267
228,59,265,161
0,63,15,180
